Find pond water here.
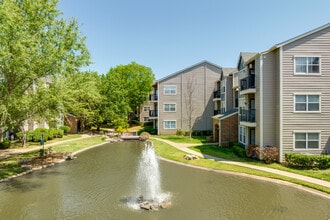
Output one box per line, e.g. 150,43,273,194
0,141,329,219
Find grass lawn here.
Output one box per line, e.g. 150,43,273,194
10,134,83,149
151,137,330,194
0,136,106,180
189,145,330,182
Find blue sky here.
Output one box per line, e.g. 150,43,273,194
58,0,330,79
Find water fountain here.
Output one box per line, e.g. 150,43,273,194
128,140,171,211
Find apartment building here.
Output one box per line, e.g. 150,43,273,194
141,23,330,161
238,23,330,161
142,61,222,135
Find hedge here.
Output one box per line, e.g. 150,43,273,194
285,152,330,170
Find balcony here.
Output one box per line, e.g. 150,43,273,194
149,110,158,118
214,109,221,115
240,75,256,95
213,90,221,100
240,108,256,127
149,94,158,102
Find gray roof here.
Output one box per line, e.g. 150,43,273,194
157,60,222,82
273,23,330,49
241,52,258,63
222,68,237,77
245,23,330,64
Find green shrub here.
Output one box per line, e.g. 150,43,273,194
33,128,49,142
191,130,212,136
0,139,11,149
59,125,71,134
16,131,34,142
285,152,330,170
233,145,246,158
53,128,64,138
137,126,157,135
176,129,183,136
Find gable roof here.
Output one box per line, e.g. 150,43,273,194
222,68,237,77
272,23,330,49
237,52,258,69
246,23,330,64
157,60,222,82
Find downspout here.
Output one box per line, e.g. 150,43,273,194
279,47,283,162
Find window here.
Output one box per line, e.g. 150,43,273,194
143,117,150,122
295,94,320,112
143,106,150,112
295,57,320,74
164,120,176,129
164,85,176,95
239,126,246,143
294,132,320,149
164,104,176,112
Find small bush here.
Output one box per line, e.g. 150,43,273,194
137,126,157,135
191,130,212,136
0,139,11,149
233,145,246,158
33,128,49,142
285,152,330,170
54,128,64,138
59,125,71,134
176,129,183,136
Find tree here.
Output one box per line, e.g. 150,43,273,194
184,75,197,139
101,62,155,127
0,0,90,144
60,71,103,130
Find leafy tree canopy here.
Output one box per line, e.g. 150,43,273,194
0,0,90,132
101,62,155,127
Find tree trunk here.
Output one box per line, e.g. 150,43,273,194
20,126,27,147
0,127,3,142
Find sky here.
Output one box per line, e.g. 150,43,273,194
58,0,330,79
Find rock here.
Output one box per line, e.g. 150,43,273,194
63,153,76,160
160,201,172,209
184,154,198,160
21,165,32,171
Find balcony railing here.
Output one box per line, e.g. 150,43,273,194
213,90,221,99
149,94,158,101
240,75,255,91
240,108,256,122
214,110,221,115
149,110,158,117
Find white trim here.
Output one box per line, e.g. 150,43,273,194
163,85,177,95
163,103,176,112
279,47,283,162
163,120,177,129
293,93,321,113
293,56,321,75
260,54,264,147
293,131,321,150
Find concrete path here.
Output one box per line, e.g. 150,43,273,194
153,138,330,189
0,134,92,160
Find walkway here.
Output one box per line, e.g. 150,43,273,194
153,138,330,189
0,134,92,160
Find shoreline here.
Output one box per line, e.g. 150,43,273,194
158,156,330,200
1,140,329,200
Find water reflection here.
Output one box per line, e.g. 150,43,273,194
0,141,329,219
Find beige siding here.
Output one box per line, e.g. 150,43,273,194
281,26,330,154
158,62,221,135
261,51,277,147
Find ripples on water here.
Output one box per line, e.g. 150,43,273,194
0,141,329,219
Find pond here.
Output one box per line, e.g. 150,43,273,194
0,141,329,219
